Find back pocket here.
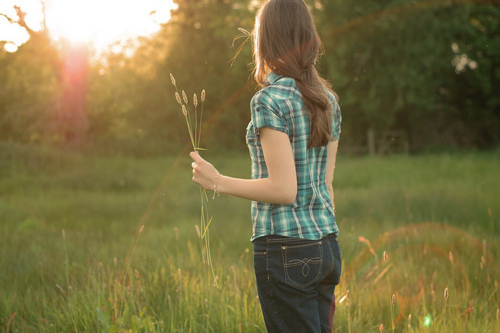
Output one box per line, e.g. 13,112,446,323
282,241,323,289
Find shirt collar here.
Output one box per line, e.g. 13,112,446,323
265,72,283,85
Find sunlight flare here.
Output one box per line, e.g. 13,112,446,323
0,0,176,50
46,0,176,47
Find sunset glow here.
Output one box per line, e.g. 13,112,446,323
0,0,176,51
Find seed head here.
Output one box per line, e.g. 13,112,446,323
170,73,176,86
195,225,201,238
135,269,140,279
201,89,206,102
193,93,198,107
238,27,251,36
449,251,453,264
444,287,449,299
182,90,188,104
392,294,396,307
182,105,187,117
114,257,117,266
379,323,384,332
383,251,388,262
408,314,412,329
175,92,182,105
346,289,350,301
497,308,499,319
139,225,144,234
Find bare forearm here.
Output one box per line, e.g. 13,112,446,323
218,175,296,205
190,129,297,205
325,141,338,211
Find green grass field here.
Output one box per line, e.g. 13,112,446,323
0,143,499,332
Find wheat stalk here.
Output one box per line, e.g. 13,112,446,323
170,73,217,287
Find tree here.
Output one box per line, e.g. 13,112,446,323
3,0,498,153
313,0,500,152
111,0,258,151
0,2,90,144
439,2,500,148
0,4,60,143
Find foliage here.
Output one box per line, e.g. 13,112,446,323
83,0,257,154
152,0,257,149
0,32,60,143
314,0,500,151
441,2,500,148
1,0,500,153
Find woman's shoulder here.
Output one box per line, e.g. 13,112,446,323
250,88,283,114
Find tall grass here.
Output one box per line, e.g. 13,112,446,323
0,143,498,331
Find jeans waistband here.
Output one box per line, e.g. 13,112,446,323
254,233,338,245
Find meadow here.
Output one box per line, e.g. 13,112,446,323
0,143,499,332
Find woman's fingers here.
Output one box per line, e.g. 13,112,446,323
190,152,216,190
190,151,203,163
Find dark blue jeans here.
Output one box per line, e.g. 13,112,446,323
253,233,342,333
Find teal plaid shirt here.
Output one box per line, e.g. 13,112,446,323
246,72,342,242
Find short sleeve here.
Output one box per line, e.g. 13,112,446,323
250,90,288,137
332,103,342,141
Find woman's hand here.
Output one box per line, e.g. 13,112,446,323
190,152,220,191
189,128,296,204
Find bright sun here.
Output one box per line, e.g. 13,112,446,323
0,0,176,52
46,0,176,47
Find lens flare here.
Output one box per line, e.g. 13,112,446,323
423,315,432,327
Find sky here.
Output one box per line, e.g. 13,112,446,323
0,0,177,52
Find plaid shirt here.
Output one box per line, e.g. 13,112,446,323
246,72,342,242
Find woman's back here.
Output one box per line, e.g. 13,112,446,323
247,72,341,241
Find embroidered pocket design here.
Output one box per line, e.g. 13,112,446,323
288,258,317,277
282,242,323,289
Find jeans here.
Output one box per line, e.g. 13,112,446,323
253,233,342,333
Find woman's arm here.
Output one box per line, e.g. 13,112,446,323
325,140,338,210
190,127,297,205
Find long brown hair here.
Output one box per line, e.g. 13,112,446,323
253,0,335,148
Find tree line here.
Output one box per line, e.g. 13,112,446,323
1,0,499,155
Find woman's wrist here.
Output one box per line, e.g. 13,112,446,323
212,172,222,199
214,174,227,196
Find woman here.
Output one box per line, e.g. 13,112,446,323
190,0,342,331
